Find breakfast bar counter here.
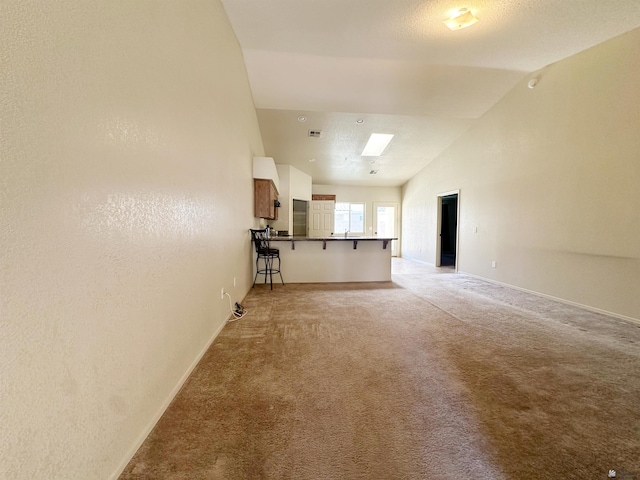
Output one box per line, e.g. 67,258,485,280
262,236,397,283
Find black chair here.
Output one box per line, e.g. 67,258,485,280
250,229,284,289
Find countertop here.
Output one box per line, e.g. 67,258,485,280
267,236,397,250
268,236,397,241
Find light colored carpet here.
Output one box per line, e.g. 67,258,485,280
120,259,640,479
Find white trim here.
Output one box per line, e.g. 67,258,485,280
396,257,639,323
399,254,435,267
109,315,231,480
436,190,460,273
461,271,640,325
437,189,461,197
436,196,442,267
334,201,366,236
373,202,400,257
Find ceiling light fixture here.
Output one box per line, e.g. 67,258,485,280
356,118,364,124
443,8,479,31
297,115,307,122
361,133,394,157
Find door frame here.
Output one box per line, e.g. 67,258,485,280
373,202,400,257
435,190,460,272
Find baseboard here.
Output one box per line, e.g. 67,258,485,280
461,271,640,325
109,314,231,480
397,255,459,273
398,255,435,267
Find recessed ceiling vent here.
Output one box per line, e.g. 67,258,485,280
308,130,322,138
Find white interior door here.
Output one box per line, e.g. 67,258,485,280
373,202,399,256
308,200,335,237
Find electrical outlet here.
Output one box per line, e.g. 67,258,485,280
220,288,224,299
492,261,497,268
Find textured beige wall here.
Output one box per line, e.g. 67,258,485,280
290,166,313,202
402,27,640,320
273,164,292,232
0,1,263,478
273,165,312,234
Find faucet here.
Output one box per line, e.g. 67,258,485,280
344,229,349,238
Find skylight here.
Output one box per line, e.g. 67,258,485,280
361,133,394,157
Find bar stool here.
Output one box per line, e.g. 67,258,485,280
249,228,284,289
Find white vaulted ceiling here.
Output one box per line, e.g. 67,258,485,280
221,0,640,186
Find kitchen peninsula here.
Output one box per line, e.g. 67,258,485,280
265,236,397,283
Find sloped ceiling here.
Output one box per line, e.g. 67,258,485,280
221,0,640,186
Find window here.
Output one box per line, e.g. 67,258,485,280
335,202,365,235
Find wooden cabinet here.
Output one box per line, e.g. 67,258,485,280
254,179,279,220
